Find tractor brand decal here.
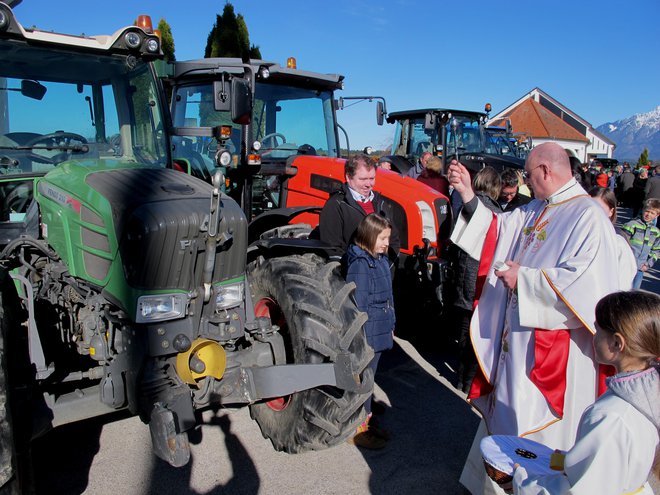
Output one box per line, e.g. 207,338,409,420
40,183,82,214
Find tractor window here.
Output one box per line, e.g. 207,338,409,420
170,83,241,180
485,130,517,156
127,68,168,167
446,116,482,155
0,50,169,175
408,119,435,162
391,118,435,163
253,84,338,160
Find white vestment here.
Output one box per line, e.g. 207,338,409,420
513,390,658,495
451,180,623,494
615,234,636,289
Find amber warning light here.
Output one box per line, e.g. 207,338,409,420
220,126,232,139
136,15,153,33
286,57,297,69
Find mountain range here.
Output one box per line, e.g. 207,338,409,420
596,105,660,161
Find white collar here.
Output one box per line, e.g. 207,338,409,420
348,187,374,203
545,178,582,205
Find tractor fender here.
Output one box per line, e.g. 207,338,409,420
247,237,336,264
247,206,321,244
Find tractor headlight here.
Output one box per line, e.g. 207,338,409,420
124,31,142,49
215,282,244,311
146,38,160,53
137,293,187,323
416,200,437,241
0,10,8,31
216,149,232,167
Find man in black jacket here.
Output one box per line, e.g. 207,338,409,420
318,154,400,260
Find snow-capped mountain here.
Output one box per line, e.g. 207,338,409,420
596,105,660,160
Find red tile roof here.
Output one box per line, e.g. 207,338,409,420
491,99,589,143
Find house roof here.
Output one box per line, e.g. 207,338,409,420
491,98,589,143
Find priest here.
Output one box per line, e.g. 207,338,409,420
448,143,623,494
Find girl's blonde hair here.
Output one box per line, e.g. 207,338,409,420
354,213,392,257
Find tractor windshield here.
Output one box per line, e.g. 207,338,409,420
253,83,339,160
445,115,483,155
391,118,437,163
170,80,339,177
484,128,518,156
0,44,169,176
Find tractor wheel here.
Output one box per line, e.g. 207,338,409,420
248,254,373,452
0,272,32,495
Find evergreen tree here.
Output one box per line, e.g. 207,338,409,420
157,18,175,62
204,3,261,59
237,14,262,59
639,147,649,167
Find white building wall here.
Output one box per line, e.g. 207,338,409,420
586,128,615,160
529,138,588,163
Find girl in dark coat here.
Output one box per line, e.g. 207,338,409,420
345,213,395,449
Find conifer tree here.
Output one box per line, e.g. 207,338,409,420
157,18,175,62
204,3,261,59
639,147,649,167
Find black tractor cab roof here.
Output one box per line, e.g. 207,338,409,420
386,108,487,124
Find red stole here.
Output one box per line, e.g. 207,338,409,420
466,211,572,419
597,364,616,396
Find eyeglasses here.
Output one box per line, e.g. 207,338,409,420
522,164,543,179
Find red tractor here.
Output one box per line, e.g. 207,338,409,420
163,57,453,331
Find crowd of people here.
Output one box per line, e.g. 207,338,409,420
313,147,659,494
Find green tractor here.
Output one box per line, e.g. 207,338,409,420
0,3,372,490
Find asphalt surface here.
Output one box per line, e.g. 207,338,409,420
32,335,480,495
31,205,659,495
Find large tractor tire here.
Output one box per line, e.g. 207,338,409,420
248,254,373,452
0,272,31,495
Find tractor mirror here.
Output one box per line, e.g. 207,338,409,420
21,80,46,100
230,78,252,125
424,112,436,130
376,101,385,126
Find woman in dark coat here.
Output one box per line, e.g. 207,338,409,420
631,168,649,217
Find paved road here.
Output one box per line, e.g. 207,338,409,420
32,336,480,495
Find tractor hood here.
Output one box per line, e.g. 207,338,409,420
36,161,247,315
459,152,525,173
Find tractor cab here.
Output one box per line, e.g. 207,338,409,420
0,5,167,245
165,58,342,217
383,107,525,175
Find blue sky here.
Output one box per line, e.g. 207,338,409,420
12,0,660,150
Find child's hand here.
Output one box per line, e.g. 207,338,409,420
641,263,649,272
